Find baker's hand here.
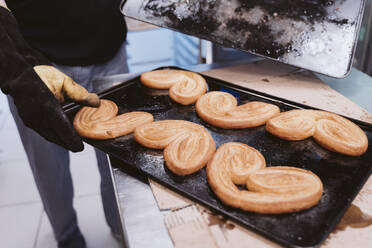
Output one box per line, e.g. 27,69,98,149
34,65,100,107
0,7,97,152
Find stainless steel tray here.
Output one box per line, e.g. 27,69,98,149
121,0,366,78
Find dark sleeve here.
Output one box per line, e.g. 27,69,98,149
0,6,84,152
0,6,49,92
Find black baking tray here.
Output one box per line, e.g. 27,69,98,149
64,67,372,248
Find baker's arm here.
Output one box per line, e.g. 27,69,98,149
0,6,99,152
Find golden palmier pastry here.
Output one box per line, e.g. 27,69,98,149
265,109,316,141
141,70,180,89
168,71,207,105
140,69,207,105
266,109,368,156
196,91,280,129
134,120,216,175
207,142,323,214
134,120,199,149
74,99,154,140
311,111,369,156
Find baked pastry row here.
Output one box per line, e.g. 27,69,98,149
266,109,368,156
74,93,368,157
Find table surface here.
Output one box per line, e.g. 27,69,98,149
101,60,372,248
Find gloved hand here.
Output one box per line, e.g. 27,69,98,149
34,65,100,107
0,7,99,152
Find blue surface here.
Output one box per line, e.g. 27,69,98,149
126,29,201,73
126,29,174,73
317,68,372,113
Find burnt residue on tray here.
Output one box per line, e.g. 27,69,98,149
145,0,221,34
142,0,341,57
140,0,355,68
236,0,335,23
236,0,350,26
225,18,291,58
225,0,345,58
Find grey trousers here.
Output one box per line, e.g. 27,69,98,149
7,42,129,242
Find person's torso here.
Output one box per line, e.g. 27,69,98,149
6,0,127,65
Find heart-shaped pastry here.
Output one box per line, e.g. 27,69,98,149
196,91,280,128
266,109,368,156
74,99,154,140
140,69,207,105
134,120,216,175
265,109,316,141
207,142,323,214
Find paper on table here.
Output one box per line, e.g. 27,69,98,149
149,179,191,210
164,205,218,248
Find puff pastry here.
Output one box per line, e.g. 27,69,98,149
207,142,323,214
266,109,368,156
74,99,154,140
140,69,207,105
134,120,216,175
196,91,280,129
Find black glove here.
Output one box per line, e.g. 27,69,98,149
0,7,84,152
